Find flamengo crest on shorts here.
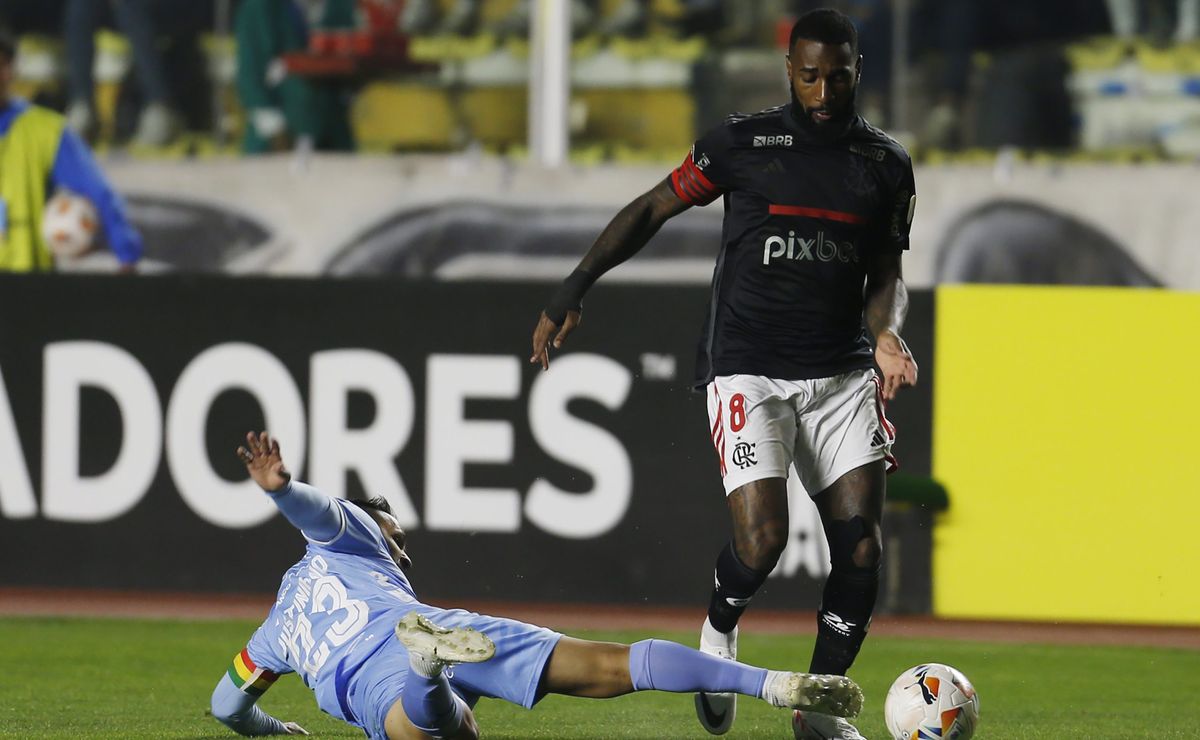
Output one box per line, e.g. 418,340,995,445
706,370,897,496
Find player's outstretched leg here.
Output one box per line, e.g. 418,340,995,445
629,639,862,718
393,612,495,738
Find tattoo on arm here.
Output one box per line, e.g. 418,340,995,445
864,251,908,339
577,179,689,277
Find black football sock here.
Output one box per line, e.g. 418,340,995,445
706,542,770,634
808,564,879,675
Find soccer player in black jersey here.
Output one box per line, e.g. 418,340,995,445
530,9,917,739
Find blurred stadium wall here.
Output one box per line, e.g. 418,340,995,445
93,157,1200,291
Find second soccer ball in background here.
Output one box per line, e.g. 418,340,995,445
42,189,98,259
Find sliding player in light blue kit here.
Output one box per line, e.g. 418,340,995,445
209,432,863,739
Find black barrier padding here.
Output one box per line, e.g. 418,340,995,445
0,274,934,609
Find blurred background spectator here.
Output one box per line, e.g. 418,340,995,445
0,1,1194,160
63,0,179,147
919,0,1110,150
234,0,356,154
1107,0,1198,42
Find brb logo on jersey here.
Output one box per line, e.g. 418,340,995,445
753,135,792,147
762,230,860,265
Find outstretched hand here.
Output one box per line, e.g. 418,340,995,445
529,310,581,371
875,330,918,401
281,721,309,735
236,431,292,492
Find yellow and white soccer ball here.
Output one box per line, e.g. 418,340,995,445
41,189,99,258
884,663,980,740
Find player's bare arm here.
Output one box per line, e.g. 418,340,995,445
530,179,690,370
236,431,292,492
864,249,917,400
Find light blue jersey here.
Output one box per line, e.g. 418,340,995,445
245,493,419,724
234,482,561,738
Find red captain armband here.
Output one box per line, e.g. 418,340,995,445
670,152,722,206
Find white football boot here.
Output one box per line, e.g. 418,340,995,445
394,611,495,677
694,617,738,734
792,709,868,740
762,671,864,718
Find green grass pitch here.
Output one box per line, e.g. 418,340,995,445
1,616,1197,738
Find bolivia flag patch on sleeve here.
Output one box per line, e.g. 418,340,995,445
228,647,280,696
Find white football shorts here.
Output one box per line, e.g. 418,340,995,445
705,369,897,496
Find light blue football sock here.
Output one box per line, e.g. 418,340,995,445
401,670,463,738
628,639,767,696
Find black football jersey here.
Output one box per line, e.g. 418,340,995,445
668,104,916,386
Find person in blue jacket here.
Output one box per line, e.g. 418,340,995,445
0,28,142,271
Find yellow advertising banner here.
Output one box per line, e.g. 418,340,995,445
932,286,1200,625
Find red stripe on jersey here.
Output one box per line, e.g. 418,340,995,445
670,154,720,206
768,204,866,224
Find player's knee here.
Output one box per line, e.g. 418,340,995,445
385,697,476,740
827,515,881,571
584,641,631,686
740,526,788,570
601,643,634,691
545,637,632,698
850,534,882,570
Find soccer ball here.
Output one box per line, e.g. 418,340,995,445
42,189,98,258
884,663,980,740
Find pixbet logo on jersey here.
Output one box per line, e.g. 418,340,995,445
762,230,860,265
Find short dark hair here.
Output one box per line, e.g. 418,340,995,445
789,8,858,54
349,495,394,518
0,27,15,62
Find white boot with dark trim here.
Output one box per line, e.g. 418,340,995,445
694,617,738,734
793,709,868,740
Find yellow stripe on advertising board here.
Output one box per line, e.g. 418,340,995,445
932,286,1200,625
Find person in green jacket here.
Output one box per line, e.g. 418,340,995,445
235,0,357,154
